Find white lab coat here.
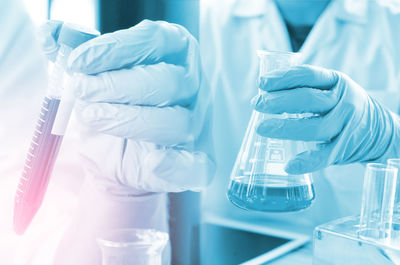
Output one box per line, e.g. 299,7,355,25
201,0,400,234
0,1,169,264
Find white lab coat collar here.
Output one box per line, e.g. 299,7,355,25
335,0,368,24
231,0,368,24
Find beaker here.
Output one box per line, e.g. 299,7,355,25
97,229,169,265
227,50,315,212
358,163,397,241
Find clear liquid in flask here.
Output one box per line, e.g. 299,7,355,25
227,174,315,212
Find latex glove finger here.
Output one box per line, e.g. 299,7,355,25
37,20,63,62
77,102,193,145
259,65,339,92
252,87,338,114
68,20,195,74
285,145,332,174
122,145,215,192
74,63,198,107
256,114,341,142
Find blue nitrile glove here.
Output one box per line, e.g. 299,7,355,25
39,20,215,193
252,65,400,174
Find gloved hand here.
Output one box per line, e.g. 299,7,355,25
39,20,215,193
252,65,400,174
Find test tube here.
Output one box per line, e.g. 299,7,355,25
97,229,169,265
388,159,400,212
359,163,398,241
387,158,400,243
13,23,99,235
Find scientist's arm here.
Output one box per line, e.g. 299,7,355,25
253,65,400,174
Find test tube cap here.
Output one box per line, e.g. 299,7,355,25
58,23,100,49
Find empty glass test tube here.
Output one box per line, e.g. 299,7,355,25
387,158,400,244
359,163,398,241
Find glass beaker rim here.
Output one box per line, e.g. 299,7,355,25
97,228,169,248
366,163,397,173
388,158,400,165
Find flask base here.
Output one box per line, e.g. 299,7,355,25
227,179,315,212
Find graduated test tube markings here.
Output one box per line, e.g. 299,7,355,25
19,96,52,202
21,173,28,181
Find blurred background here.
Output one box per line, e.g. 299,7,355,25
23,0,199,35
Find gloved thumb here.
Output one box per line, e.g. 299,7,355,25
37,20,63,62
285,149,330,175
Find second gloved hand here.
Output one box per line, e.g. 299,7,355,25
66,20,215,193
252,65,400,174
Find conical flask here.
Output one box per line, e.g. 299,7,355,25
227,50,315,212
